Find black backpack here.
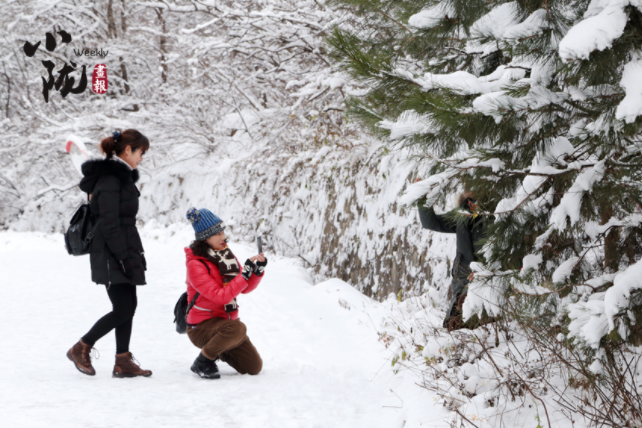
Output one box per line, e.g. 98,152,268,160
173,260,208,334
64,204,100,256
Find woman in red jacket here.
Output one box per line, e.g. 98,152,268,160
184,208,266,379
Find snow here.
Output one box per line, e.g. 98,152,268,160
549,161,606,229
604,259,642,330
491,138,576,220
521,253,543,275
470,2,520,39
5,0,642,423
558,0,630,61
466,2,520,54
568,294,611,348
325,76,346,90
472,91,527,123
378,110,431,140
126,143,456,301
493,173,547,218
394,67,524,98
503,9,549,39
552,257,580,283
463,275,508,318
616,56,642,123
408,3,455,29
399,169,457,207
417,71,488,95
0,230,424,427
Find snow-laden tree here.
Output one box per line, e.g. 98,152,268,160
329,0,642,424
0,0,349,229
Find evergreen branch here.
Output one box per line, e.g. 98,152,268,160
503,220,634,298
423,150,600,179
444,46,477,56
397,35,418,54
610,162,642,168
461,178,550,217
376,10,412,34
509,281,599,297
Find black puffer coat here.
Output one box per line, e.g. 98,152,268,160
79,159,146,286
418,203,489,325
418,206,487,280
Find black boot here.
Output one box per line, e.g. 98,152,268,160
190,352,220,379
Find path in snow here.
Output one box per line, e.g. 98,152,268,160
0,231,424,427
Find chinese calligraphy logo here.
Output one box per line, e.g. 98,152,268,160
23,29,89,103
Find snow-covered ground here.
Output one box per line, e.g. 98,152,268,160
0,229,447,427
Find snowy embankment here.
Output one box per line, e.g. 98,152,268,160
0,229,450,427
135,142,456,301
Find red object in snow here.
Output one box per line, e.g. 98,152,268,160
184,247,263,325
92,64,108,94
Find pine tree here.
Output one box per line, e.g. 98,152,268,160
328,0,642,422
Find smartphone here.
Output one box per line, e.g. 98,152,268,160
257,237,263,254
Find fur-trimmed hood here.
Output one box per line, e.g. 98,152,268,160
456,192,475,208
78,158,139,193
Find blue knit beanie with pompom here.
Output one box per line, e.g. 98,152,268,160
186,207,225,241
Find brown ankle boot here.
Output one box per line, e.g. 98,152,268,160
67,339,96,376
113,352,152,378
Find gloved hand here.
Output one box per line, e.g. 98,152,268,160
241,259,255,281
253,257,267,276
119,257,135,279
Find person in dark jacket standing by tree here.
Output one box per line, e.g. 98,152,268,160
416,184,490,331
67,129,152,378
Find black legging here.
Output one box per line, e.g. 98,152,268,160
82,283,137,354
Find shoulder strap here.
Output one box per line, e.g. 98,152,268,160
84,218,101,243
185,260,210,316
186,292,200,316
198,259,211,275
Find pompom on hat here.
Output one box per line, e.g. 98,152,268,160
186,207,225,241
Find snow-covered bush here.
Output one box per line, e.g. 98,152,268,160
379,292,642,428
329,0,642,424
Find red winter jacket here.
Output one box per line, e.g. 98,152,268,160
185,247,263,324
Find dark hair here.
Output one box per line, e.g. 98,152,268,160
456,192,475,207
189,240,220,265
190,237,230,259
99,129,150,159
190,239,211,255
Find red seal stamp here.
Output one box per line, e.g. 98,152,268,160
92,64,108,94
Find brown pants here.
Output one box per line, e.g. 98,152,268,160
186,317,262,375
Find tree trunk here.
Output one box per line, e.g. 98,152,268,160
156,8,168,84
601,205,619,272
119,0,130,94
107,0,117,39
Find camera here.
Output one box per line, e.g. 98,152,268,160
224,300,238,313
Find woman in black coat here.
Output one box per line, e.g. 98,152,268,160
417,192,490,330
67,130,152,378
